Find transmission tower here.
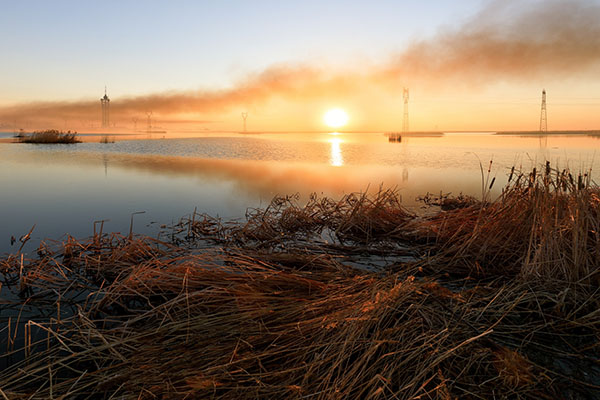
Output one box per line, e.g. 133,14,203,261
402,88,409,133
100,86,110,128
539,89,547,133
241,112,248,132
146,112,153,132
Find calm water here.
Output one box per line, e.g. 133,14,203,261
1,131,598,254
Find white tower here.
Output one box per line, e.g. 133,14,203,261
100,87,110,128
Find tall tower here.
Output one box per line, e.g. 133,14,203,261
241,112,248,132
146,112,153,132
402,88,409,133
539,89,547,133
100,87,110,129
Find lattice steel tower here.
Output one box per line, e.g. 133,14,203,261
241,112,248,132
242,112,248,132
539,89,547,133
146,111,153,131
402,88,409,133
100,87,110,128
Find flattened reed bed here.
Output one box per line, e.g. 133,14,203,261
1,165,600,399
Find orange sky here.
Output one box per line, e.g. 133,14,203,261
1,0,600,133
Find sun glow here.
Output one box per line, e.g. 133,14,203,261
323,108,349,128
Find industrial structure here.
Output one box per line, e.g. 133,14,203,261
402,88,409,133
146,112,153,132
100,87,110,128
539,89,547,133
241,112,248,132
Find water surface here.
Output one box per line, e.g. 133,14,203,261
1,131,598,254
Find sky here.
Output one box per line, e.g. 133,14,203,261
1,0,600,132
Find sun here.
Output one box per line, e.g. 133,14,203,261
323,108,349,128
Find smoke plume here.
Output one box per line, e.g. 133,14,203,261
2,0,599,128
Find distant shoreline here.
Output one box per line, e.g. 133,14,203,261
385,131,444,137
496,130,600,136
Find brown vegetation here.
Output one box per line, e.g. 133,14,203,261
0,165,599,399
19,129,80,144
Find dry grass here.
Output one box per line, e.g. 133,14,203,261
19,129,81,144
422,163,600,282
0,164,599,399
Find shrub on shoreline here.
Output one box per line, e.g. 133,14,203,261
19,129,81,144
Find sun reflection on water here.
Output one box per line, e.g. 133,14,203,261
329,137,343,166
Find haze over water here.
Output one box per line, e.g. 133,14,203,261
1,131,598,254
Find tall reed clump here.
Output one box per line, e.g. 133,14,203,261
423,162,599,283
19,129,81,144
0,164,599,399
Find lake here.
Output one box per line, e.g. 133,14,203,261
1,131,598,254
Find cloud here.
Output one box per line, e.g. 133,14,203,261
384,0,600,85
0,66,355,127
2,0,599,128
